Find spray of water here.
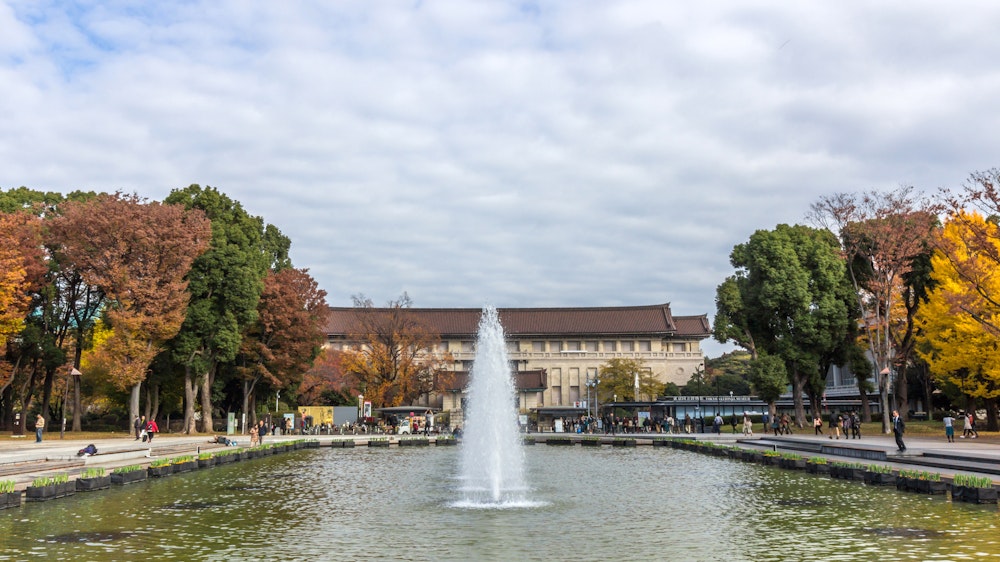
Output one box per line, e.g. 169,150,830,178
454,305,534,508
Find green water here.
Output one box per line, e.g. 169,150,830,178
1,446,998,560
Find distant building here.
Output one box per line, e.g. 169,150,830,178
324,303,711,425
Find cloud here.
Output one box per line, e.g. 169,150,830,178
4,1,1000,358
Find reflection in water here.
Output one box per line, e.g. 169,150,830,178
0,446,998,561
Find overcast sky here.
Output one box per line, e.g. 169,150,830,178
3,2,1000,357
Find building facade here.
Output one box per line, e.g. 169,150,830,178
324,303,711,424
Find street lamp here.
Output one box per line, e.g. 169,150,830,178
585,374,600,420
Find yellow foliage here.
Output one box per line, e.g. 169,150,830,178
915,212,1000,399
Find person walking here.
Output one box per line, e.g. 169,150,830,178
813,415,824,435
942,412,955,443
829,411,841,439
850,411,862,439
713,413,723,434
892,410,906,453
743,413,753,436
146,418,159,443
35,414,45,443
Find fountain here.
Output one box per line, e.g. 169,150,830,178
454,305,533,508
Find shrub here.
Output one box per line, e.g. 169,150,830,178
866,464,892,474
113,464,143,474
149,459,171,468
807,457,828,464
171,455,195,464
0,480,15,494
52,473,69,484
779,453,802,461
198,453,213,460
831,461,865,470
31,476,53,487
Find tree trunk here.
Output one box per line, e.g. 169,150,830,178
987,398,998,432
879,367,891,434
184,365,198,434
859,382,871,423
897,365,910,420
71,375,82,432
792,372,807,428
150,382,160,422
199,367,214,433
129,382,141,433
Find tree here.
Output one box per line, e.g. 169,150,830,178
53,192,211,429
748,354,787,417
715,224,855,428
810,186,937,431
237,268,327,424
298,347,357,406
597,358,659,402
915,212,1000,430
338,293,450,408
0,213,35,348
164,185,281,433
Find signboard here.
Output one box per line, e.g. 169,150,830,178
227,412,236,435
363,401,372,419
554,419,564,433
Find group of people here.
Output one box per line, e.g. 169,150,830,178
133,415,159,442
942,411,979,442
813,411,862,440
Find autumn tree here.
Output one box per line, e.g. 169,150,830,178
339,294,450,408
53,192,211,428
597,357,660,403
298,347,357,406
810,187,938,430
164,185,285,433
915,211,1000,430
0,188,94,432
237,268,327,425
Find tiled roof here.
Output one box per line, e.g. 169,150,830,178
324,303,711,338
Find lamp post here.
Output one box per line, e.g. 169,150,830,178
585,374,600,430
60,368,82,439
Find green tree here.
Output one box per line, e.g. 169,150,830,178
748,354,787,416
715,224,855,428
164,185,285,433
597,358,659,402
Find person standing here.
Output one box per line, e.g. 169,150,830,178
713,413,723,434
829,412,841,439
892,410,906,453
35,414,45,443
942,412,955,443
134,415,145,440
743,413,753,436
850,412,862,439
257,420,267,445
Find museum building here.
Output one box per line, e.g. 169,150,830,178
324,303,711,424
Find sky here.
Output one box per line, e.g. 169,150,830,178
3,1,1000,358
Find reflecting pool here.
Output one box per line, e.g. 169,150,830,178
1,445,998,560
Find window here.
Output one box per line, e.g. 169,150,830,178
638,340,651,352
551,386,562,406
569,367,580,385
461,341,474,353
586,341,598,352
532,341,545,352
603,341,616,352
438,342,450,352
506,341,519,353
621,341,634,352
566,341,581,351
549,341,563,352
